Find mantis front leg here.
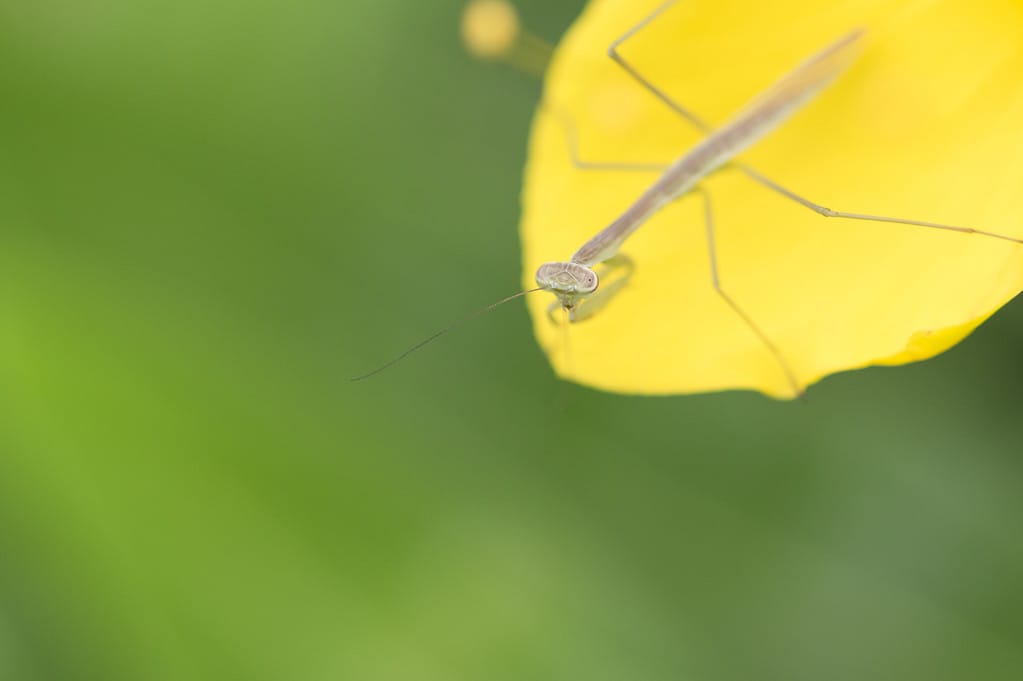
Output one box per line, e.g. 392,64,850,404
546,254,636,323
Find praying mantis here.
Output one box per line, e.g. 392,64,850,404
356,0,1023,395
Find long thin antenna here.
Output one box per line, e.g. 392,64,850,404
350,287,545,381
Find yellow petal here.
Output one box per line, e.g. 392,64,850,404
522,0,1023,398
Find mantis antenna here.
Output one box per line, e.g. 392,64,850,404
350,288,545,381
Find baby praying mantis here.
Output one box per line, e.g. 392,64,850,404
354,0,1022,392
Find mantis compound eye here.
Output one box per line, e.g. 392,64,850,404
579,269,598,293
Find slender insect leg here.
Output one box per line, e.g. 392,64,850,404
545,106,668,172
736,167,1023,244
608,0,712,133
696,187,804,398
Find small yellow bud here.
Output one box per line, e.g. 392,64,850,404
461,0,521,60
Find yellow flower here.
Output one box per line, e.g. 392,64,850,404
522,0,1023,398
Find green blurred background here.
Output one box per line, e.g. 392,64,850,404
1,1,1022,679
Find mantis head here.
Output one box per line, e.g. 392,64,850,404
535,261,599,309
